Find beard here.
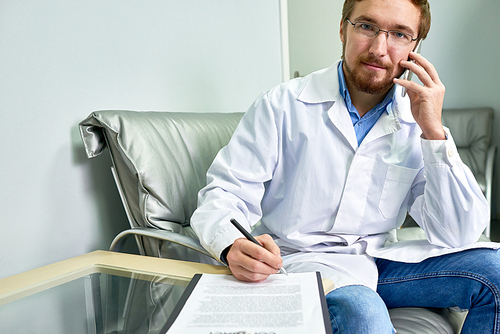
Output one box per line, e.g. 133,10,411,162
343,54,398,95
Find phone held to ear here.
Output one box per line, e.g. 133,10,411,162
401,40,422,97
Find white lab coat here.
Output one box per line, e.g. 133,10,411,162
191,61,497,290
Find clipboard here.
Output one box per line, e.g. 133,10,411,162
161,271,333,334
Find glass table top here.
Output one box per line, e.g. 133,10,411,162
0,251,230,334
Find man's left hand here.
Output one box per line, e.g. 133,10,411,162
394,52,446,140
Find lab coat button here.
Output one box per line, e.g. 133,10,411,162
447,149,454,157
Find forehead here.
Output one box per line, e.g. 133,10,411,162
350,0,420,35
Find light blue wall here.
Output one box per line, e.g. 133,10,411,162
289,0,500,217
0,0,283,279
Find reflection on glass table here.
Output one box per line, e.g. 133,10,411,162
0,251,230,334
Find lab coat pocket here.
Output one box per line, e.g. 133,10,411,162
379,164,419,218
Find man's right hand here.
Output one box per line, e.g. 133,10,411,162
225,234,283,282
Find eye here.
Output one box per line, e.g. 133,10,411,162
392,31,408,39
359,23,375,31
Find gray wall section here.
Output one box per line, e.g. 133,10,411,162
0,0,283,279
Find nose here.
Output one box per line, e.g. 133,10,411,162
369,33,388,57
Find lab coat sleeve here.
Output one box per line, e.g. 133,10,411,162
190,92,280,262
409,128,490,247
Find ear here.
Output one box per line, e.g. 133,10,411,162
339,19,345,44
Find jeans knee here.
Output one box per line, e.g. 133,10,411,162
326,285,394,333
458,249,500,296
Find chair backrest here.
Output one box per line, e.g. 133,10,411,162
79,111,244,231
79,108,493,237
441,107,494,193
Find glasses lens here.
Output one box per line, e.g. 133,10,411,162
351,21,413,46
388,31,412,45
354,23,377,38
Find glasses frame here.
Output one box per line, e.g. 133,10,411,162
346,19,418,45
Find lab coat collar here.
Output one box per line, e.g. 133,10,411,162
392,86,416,124
297,61,342,104
297,60,416,124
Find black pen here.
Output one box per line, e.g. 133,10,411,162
230,218,288,276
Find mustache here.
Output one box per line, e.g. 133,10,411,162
359,55,392,69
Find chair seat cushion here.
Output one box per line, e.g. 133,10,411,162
390,307,466,334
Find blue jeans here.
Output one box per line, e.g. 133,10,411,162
325,248,500,333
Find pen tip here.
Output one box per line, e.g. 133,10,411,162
279,267,288,276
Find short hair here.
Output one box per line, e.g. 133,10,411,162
341,0,431,41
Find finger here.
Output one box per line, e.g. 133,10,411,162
395,58,445,100
396,61,436,97
231,265,273,282
394,76,422,100
238,238,283,271
227,238,281,276
255,234,282,259
408,52,443,86
228,254,277,283
399,59,429,86
393,76,422,94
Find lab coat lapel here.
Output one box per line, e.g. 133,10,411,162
328,101,358,151
296,61,358,151
360,110,401,147
360,85,414,147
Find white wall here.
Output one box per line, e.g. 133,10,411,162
288,0,343,77
0,0,283,279
288,0,500,217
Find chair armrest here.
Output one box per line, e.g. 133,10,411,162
109,227,214,259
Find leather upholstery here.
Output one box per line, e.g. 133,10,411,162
80,110,243,260
81,110,243,227
79,109,494,333
442,107,494,194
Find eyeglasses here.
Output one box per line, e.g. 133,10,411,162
346,19,418,46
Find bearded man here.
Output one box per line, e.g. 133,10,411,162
191,0,500,332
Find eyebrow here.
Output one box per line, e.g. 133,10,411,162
352,15,416,36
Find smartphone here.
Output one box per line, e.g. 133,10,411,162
401,40,422,97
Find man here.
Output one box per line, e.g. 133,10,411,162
191,0,500,332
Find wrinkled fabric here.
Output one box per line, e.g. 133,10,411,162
191,61,497,289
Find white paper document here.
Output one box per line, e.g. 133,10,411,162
164,272,330,334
